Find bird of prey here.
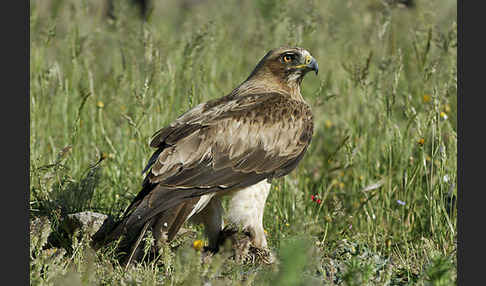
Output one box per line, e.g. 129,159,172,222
96,47,318,265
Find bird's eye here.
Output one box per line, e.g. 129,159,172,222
283,54,293,63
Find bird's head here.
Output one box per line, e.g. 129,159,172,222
249,47,318,79
243,47,318,100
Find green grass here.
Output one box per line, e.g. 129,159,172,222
30,0,457,284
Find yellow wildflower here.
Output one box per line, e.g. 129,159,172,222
324,120,333,128
423,94,431,103
192,240,203,251
417,138,425,146
96,101,104,108
440,111,448,120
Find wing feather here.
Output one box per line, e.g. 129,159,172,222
150,93,311,183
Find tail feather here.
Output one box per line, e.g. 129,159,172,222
167,198,199,241
92,184,202,265
125,220,152,268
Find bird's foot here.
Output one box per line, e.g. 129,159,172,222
216,225,276,265
248,245,276,265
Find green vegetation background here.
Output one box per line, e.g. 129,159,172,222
30,0,457,285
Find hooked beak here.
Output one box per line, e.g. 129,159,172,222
308,57,318,75
295,55,319,75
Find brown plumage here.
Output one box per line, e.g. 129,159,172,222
93,47,318,265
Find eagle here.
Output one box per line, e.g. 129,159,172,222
94,47,318,265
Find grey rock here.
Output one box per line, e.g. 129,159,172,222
62,211,109,237
30,216,53,251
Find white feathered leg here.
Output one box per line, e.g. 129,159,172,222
225,180,271,248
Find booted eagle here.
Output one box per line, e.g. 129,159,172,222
95,47,318,264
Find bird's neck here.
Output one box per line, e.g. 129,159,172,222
231,76,304,102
